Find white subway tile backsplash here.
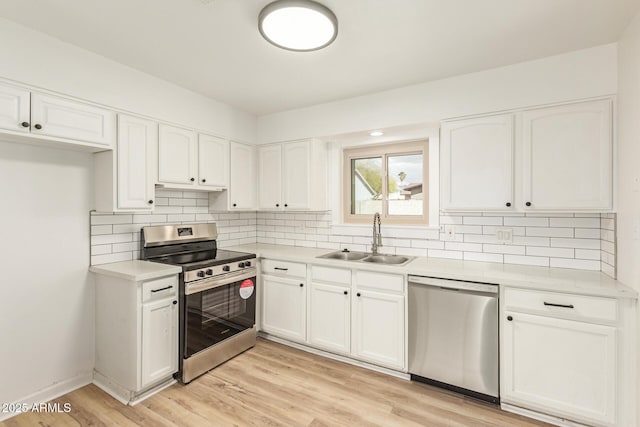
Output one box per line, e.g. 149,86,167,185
91,194,616,277
550,238,600,250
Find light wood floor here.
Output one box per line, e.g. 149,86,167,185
2,339,550,427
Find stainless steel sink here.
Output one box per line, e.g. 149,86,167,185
317,251,413,266
361,254,411,265
317,251,369,261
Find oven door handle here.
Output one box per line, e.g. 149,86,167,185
185,268,257,295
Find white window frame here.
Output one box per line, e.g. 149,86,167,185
342,139,429,225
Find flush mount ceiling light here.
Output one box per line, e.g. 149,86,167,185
259,0,338,52
369,131,384,137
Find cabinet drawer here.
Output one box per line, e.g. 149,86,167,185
262,259,306,278
504,287,618,323
311,265,351,285
142,276,178,303
355,271,404,293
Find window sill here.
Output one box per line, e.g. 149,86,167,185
331,223,441,240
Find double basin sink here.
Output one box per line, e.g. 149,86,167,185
317,250,413,266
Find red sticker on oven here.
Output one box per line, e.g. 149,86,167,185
239,279,255,299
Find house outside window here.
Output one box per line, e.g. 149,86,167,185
343,140,429,225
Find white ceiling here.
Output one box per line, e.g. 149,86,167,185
1,0,638,115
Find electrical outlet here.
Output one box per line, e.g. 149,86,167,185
496,227,513,244
443,225,456,241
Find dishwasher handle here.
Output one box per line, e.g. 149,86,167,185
408,275,498,294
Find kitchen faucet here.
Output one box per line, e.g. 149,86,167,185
371,212,383,255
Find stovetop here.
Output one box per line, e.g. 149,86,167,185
149,249,255,271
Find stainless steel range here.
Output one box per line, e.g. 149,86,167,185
141,223,257,383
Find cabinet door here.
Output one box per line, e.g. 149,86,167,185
0,83,30,133
141,298,178,389
229,141,256,209
261,275,306,342
522,100,612,210
283,140,311,210
257,144,282,210
352,290,404,370
308,282,350,354
198,134,228,188
30,92,116,146
502,312,616,426
117,115,157,210
440,114,514,210
158,124,197,185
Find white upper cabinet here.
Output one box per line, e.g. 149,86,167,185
258,144,283,209
198,133,228,188
440,98,613,212
522,99,613,211
158,124,198,186
256,139,327,211
0,83,30,133
229,141,256,210
441,114,514,211
30,92,116,146
94,114,157,212
0,82,116,149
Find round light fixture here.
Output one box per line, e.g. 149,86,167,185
259,0,338,52
369,131,384,137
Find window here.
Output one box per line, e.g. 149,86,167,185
343,140,429,225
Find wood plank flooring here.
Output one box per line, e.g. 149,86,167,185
1,339,550,427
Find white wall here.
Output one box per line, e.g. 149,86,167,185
257,44,617,143
616,11,640,427
0,141,94,415
0,17,256,143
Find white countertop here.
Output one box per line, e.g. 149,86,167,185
89,260,181,282
225,243,638,299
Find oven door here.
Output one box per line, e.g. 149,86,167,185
184,269,256,358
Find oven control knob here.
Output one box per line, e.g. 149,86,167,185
245,261,251,267
223,265,230,272
197,271,205,278
238,262,245,268
205,269,213,275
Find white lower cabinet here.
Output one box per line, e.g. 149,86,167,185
501,287,620,426
352,288,405,370
93,272,179,404
309,282,351,355
262,274,307,342
261,261,406,371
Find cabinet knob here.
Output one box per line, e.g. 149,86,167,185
357,292,361,297
190,177,195,182
202,179,206,183
343,290,348,295
20,121,29,128
507,315,513,321
525,202,531,207
284,204,288,207
276,204,279,207
34,124,42,130
173,300,177,305
233,203,237,207
148,200,153,205
506,202,511,207
299,283,304,288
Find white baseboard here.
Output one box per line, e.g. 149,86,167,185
501,403,589,427
93,371,176,406
260,333,410,380
0,372,93,422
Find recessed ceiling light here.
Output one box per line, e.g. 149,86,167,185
369,131,384,137
259,0,338,52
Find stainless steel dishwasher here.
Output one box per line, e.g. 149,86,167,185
408,275,499,403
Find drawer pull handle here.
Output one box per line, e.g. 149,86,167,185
151,285,173,293
274,267,288,271
544,302,574,309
